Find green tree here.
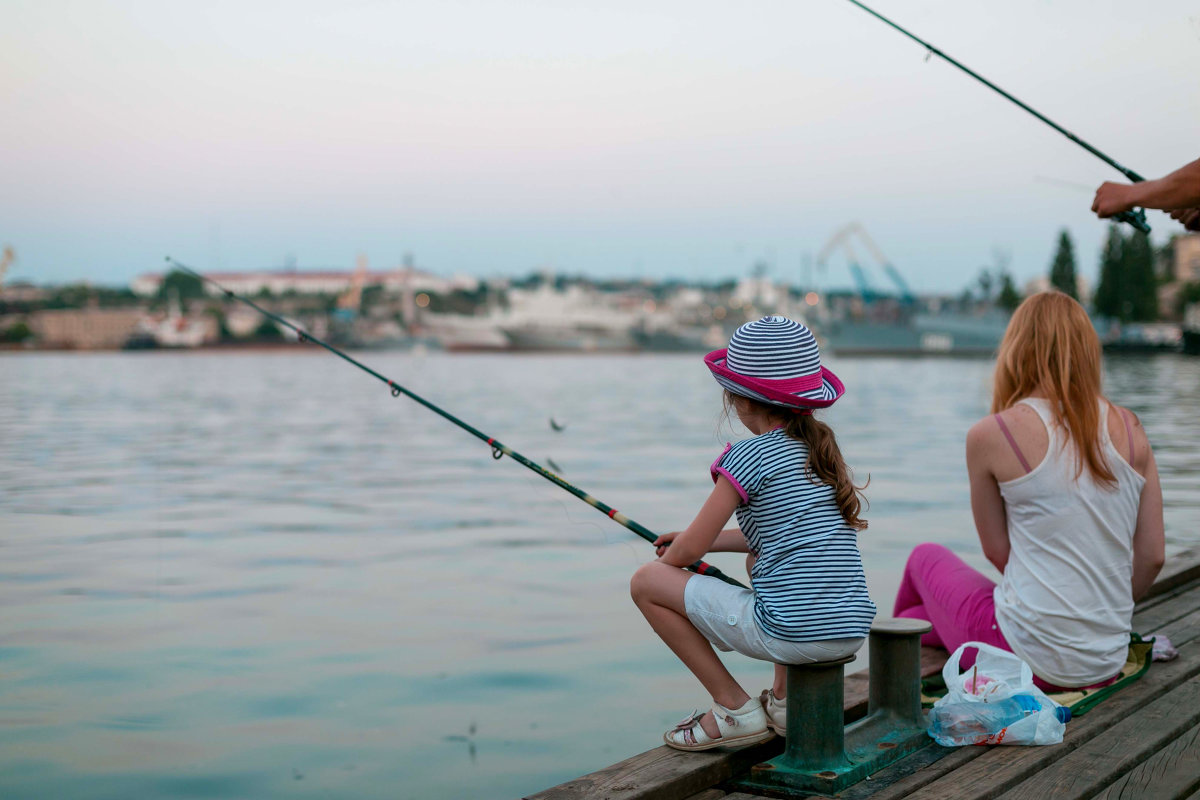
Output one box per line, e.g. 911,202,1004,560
1048,229,1078,299
1121,231,1158,322
253,318,282,340
1178,282,1200,317
359,284,385,312
976,269,994,302
996,272,1021,312
1093,225,1124,319
0,320,32,343
1093,227,1159,322
45,283,96,309
158,270,206,303
205,306,234,341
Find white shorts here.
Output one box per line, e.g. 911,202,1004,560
684,574,864,664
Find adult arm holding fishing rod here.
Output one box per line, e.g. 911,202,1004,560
841,0,1157,235
1093,158,1200,232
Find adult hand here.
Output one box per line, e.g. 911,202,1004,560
653,530,681,557
1170,207,1200,232
1092,181,1138,218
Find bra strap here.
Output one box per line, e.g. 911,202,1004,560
994,414,1032,474
1119,407,1135,462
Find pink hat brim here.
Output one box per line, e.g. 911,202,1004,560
704,348,844,409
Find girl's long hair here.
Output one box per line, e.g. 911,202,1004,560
724,392,868,530
992,291,1115,485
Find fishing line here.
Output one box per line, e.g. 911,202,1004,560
1033,175,1095,194
842,0,1151,233
166,258,746,589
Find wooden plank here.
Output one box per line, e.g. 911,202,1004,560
921,646,950,679
1136,577,1200,615
1134,584,1200,634
1141,548,1200,603
681,790,729,800
1153,606,1200,649
838,745,989,800
524,740,782,800
896,627,1200,800
994,678,1200,800
798,744,984,800
1092,719,1200,800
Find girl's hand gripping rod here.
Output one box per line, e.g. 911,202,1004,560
166,257,747,589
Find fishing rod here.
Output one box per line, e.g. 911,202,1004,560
165,257,746,589
842,0,1151,234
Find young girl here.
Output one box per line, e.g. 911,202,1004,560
630,315,876,751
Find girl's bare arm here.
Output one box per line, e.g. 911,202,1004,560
655,477,741,568
710,528,750,553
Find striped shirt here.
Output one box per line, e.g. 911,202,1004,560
711,428,876,641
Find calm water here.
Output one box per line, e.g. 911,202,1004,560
2,351,1198,800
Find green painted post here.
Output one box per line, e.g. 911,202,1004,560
780,657,853,771
868,617,932,724
735,655,855,794
732,619,935,797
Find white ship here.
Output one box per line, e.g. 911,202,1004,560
125,290,215,348
422,314,509,352
498,284,639,352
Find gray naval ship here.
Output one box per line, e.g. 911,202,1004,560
814,223,1010,356
823,308,1010,356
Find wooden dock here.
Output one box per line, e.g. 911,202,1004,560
528,549,1200,800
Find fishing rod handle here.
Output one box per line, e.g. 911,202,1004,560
621,518,742,587
1114,208,1151,234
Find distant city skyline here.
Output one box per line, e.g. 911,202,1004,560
3,0,1197,293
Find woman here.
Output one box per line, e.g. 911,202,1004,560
894,291,1165,690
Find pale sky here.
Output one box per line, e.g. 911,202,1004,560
2,0,1197,292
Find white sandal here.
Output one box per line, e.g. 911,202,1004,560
663,697,774,751
760,689,787,736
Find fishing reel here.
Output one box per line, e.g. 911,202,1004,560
1114,207,1151,235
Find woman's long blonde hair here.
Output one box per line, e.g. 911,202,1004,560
992,291,1115,485
723,392,868,530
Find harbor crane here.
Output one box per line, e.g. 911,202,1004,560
816,224,915,305
336,254,368,316
0,246,14,294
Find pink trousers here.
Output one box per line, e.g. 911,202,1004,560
893,542,1116,693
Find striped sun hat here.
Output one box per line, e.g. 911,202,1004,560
704,316,844,411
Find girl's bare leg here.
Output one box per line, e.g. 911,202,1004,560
630,561,750,739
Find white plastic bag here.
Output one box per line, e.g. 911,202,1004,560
928,641,1068,746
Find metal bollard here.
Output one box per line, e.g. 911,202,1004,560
732,617,934,797
867,617,932,726
779,655,856,771
735,655,855,795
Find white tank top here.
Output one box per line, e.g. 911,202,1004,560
992,397,1145,687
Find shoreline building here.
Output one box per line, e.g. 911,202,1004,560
131,266,479,298
30,309,145,350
